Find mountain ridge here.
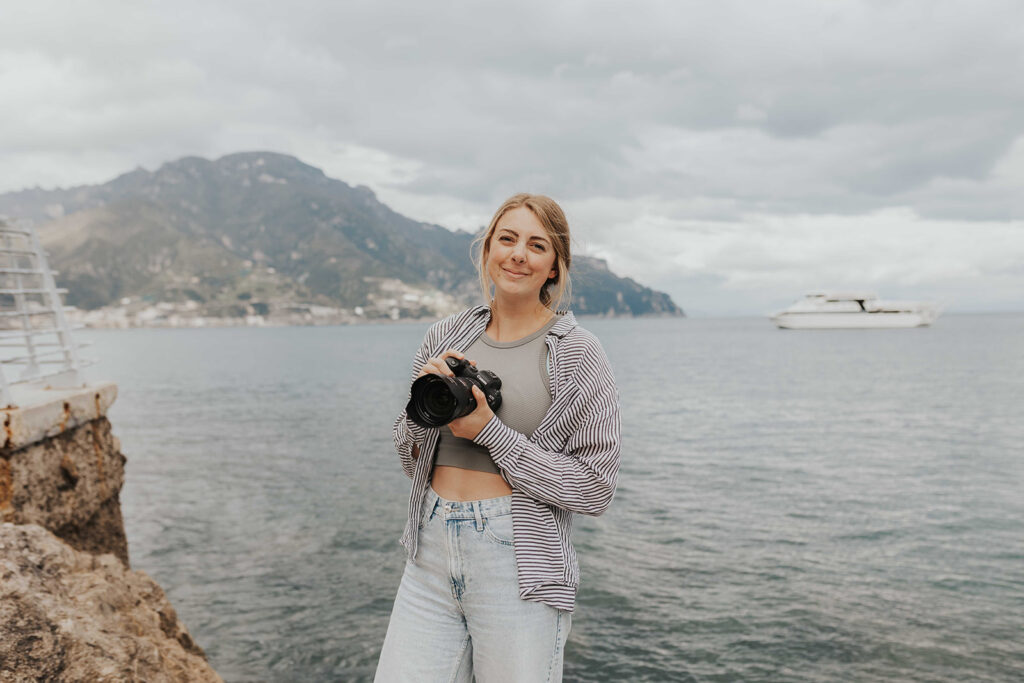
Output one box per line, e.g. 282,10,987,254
0,152,683,323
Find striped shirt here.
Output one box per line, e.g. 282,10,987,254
392,304,621,613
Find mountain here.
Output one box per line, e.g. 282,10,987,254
0,152,683,322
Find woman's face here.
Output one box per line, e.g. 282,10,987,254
486,206,558,303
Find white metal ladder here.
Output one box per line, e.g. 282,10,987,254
0,217,90,407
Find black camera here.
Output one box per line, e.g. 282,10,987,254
406,356,503,428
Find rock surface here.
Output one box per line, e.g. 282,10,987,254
1,415,128,565
0,523,222,683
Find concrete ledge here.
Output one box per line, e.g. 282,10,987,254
2,382,118,453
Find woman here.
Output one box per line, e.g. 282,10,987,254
375,194,621,682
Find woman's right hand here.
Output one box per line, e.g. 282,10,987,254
416,349,476,378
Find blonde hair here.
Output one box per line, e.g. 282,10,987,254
472,193,573,313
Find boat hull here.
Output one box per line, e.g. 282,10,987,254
772,312,934,329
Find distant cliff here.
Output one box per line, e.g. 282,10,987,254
0,152,684,322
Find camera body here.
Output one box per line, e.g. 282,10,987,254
406,356,503,428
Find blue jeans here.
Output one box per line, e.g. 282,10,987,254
375,487,571,682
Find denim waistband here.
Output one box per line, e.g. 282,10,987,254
424,486,513,520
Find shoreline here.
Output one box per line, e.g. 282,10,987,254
71,310,686,331
70,310,1022,331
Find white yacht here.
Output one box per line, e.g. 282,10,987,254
771,292,939,329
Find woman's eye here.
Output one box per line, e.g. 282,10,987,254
499,236,513,242
532,244,546,251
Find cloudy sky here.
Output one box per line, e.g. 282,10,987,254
3,0,1023,314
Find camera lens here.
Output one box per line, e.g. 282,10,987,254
408,374,465,428
423,382,456,417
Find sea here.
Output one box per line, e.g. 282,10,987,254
80,313,1024,682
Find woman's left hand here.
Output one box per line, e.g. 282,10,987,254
448,385,495,441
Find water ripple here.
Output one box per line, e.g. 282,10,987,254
77,315,1024,681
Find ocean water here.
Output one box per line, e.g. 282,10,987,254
80,314,1024,682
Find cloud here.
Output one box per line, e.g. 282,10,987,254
1,0,1022,312
571,201,1024,314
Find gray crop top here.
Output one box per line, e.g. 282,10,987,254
434,314,561,474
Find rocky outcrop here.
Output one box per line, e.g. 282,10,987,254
0,523,221,682
1,385,128,564
0,383,221,682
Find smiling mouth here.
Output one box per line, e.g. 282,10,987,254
502,267,528,278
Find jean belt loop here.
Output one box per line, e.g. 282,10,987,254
473,501,484,531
